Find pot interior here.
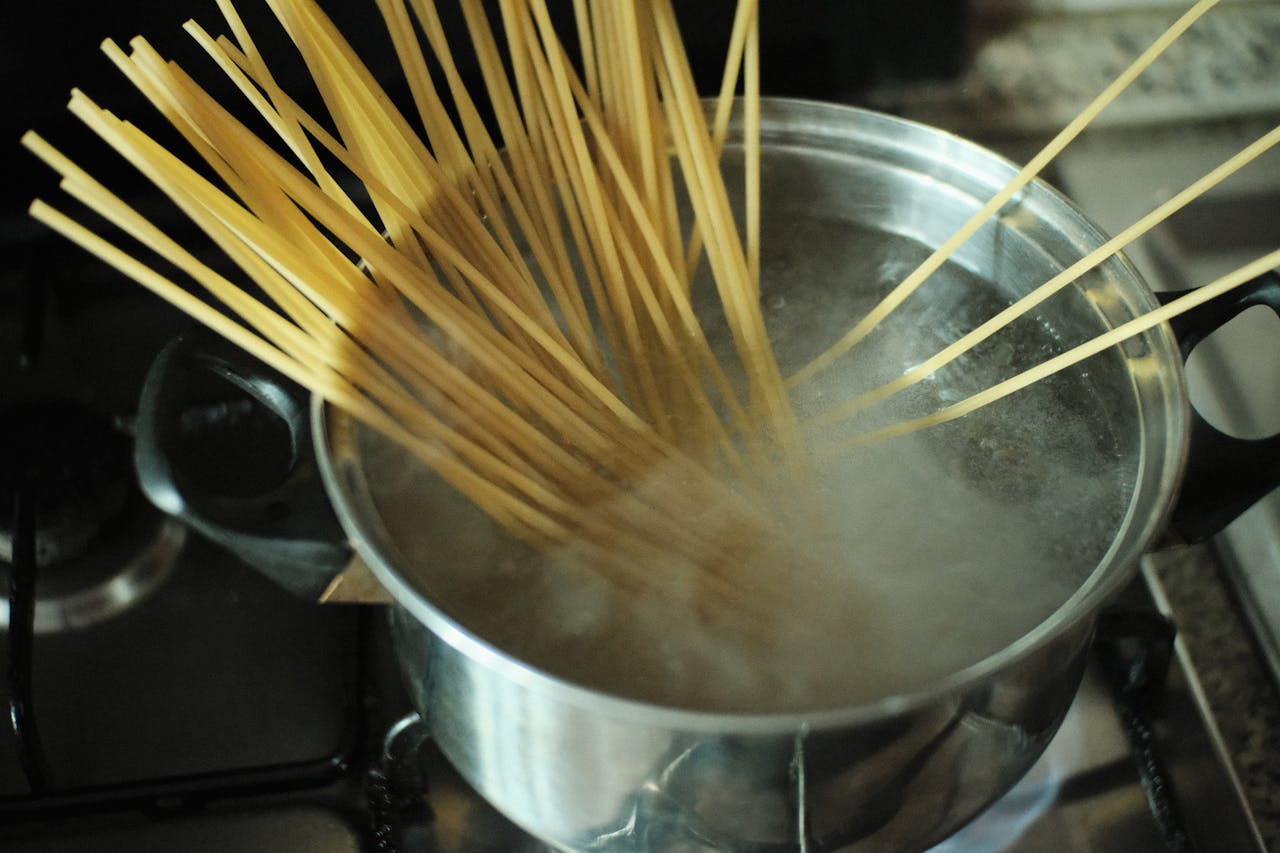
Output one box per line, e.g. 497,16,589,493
318,100,1188,715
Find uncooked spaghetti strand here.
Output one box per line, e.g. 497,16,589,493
362,1,587,351
63,83,334,341
39,127,570,491
403,0,606,377
650,0,799,455
595,1,657,338
101,41,253,222
257,2,438,227
29,197,562,543
211,0,351,213
25,129,360,375
113,38,379,312
455,18,762,499
657,51,773,429
187,22,409,327
75,83,635,457
373,0,477,189
134,54,641,436
127,4,732,471
74,77,412,343
253,156,656,452
156,60,386,311
709,0,758,154
66,81,345,335
605,207,751,476
683,0,757,280
616,1,659,216
656,69,796,464
810,119,1280,430
833,248,1280,453
505,47,621,357
198,112,634,450
589,1,618,138
516,11,693,350
635,6,683,268
46,162,521,488
264,0,431,177
198,7,357,221
506,0,670,424
571,0,598,103
743,5,760,296
206,35,489,324
32,174,603,540
452,0,638,390
788,0,1222,390
513,0,652,372
35,114,484,474
511,76,627,386
201,30,443,325
125,49,434,345
29,201,314,385
649,1,762,350
626,3,687,383
32,1,819,617
263,0,539,338
477,2,624,382
532,29,757,443
535,2,737,452
273,8,574,358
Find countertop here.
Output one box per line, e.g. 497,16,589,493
1150,545,1280,851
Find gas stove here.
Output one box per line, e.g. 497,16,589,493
0,247,1269,851
3,1,1279,849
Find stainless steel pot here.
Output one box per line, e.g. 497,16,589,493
135,99,1280,852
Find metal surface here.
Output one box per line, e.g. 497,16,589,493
336,586,1269,853
311,100,1194,852
0,806,366,853
0,514,184,634
0,537,360,798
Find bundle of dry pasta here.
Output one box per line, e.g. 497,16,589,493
24,0,1280,631
25,0,802,627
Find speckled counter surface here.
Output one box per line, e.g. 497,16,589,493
1148,545,1280,850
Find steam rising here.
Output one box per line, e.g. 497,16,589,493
360,205,1139,714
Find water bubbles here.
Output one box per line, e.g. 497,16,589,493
987,340,1015,368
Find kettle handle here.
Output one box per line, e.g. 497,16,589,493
1158,269,1280,543
134,327,352,599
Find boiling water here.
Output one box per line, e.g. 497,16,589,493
359,210,1140,714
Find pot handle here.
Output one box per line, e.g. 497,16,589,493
134,327,352,598
1158,269,1280,543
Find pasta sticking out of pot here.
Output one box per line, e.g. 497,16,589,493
20,0,1280,660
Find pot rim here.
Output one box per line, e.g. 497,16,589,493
313,97,1192,733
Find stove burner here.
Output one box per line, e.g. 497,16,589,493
0,404,185,633
0,512,185,634
0,404,132,566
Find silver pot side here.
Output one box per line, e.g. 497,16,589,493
311,99,1190,852
390,601,1094,852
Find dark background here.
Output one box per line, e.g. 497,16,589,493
2,0,969,217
